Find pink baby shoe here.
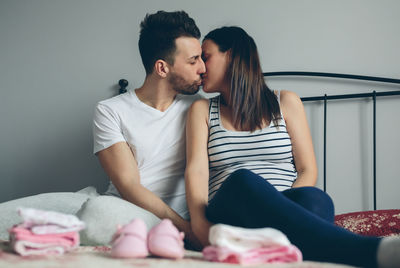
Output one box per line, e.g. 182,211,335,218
110,218,148,258
147,219,185,259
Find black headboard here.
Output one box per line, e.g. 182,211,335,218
263,71,400,210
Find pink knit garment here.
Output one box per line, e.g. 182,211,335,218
9,226,80,256
203,245,302,265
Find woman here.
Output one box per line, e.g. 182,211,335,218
185,26,399,268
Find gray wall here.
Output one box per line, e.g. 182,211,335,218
1,0,399,213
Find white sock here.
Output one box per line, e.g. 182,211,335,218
208,224,290,252
377,236,400,268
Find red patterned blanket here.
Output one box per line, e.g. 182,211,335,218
335,209,400,237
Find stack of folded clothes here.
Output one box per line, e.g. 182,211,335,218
203,224,302,265
8,207,85,256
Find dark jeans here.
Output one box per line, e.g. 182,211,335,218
206,169,380,268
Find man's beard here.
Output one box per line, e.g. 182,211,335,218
168,72,201,95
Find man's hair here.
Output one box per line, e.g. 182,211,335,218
139,10,201,75
204,26,281,132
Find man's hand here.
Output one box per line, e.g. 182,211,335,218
191,217,213,248
182,222,203,251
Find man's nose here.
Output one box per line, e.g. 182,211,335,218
198,58,206,74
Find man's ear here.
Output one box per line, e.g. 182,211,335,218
154,60,169,78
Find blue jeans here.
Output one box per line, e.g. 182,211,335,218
206,169,380,267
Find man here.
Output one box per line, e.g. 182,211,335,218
88,10,205,246
0,10,204,247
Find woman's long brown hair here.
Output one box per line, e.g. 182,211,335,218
204,26,281,132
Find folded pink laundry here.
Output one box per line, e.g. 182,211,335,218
9,226,80,256
203,224,302,265
203,245,302,265
11,240,67,256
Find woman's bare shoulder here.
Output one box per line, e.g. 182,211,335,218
279,90,301,103
190,98,211,112
187,98,211,122
278,90,304,119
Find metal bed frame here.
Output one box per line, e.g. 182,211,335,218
263,72,400,210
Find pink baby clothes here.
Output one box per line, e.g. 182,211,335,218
11,240,66,256
203,245,302,265
9,226,80,256
204,224,302,265
18,207,85,234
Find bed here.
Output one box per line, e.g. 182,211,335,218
0,72,399,268
0,242,355,268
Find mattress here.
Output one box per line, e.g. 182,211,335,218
0,241,354,268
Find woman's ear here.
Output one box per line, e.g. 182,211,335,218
225,49,232,63
154,60,169,78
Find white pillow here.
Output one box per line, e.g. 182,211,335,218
77,195,160,245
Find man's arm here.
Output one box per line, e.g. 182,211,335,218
97,141,191,234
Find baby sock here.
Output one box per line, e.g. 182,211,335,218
208,224,290,252
377,236,400,268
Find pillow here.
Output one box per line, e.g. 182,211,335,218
76,195,161,246
335,209,400,237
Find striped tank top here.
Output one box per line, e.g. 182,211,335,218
207,92,297,201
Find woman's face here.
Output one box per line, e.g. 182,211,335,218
201,39,229,93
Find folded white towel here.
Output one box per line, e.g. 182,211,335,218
209,224,290,253
18,207,85,234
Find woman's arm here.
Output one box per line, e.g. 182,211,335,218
185,99,213,247
280,90,318,187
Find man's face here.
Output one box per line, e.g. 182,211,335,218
167,37,205,95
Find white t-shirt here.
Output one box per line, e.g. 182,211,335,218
93,89,200,220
